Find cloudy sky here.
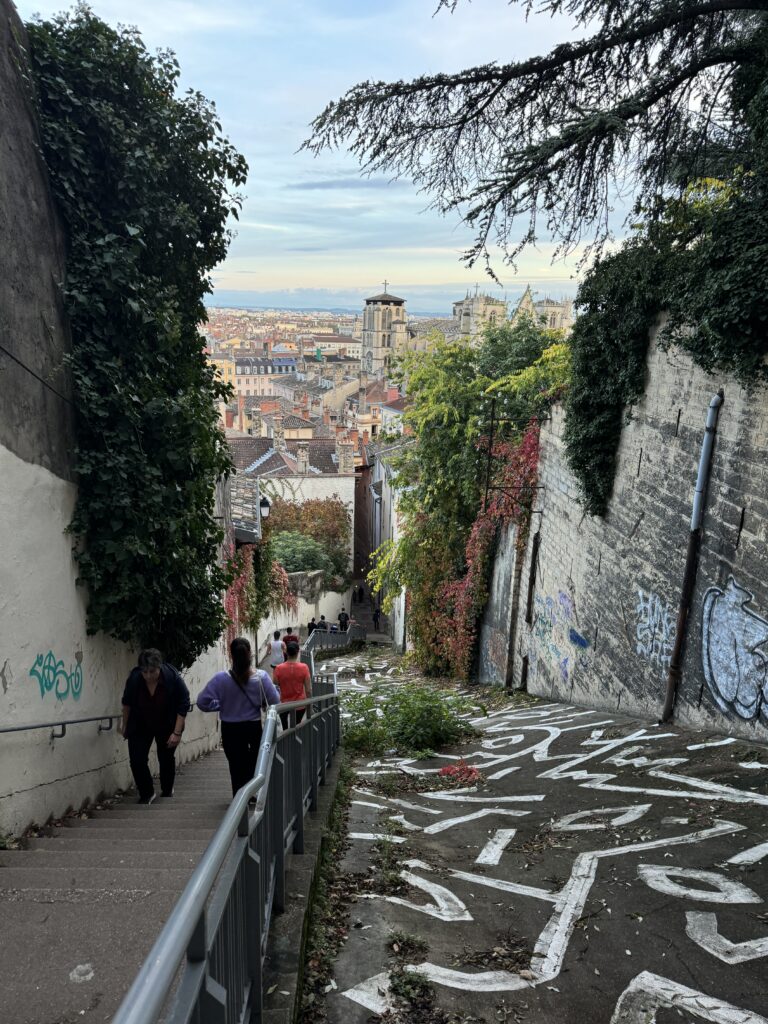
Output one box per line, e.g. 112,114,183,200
16,0,593,313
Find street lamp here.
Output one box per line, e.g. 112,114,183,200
259,495,271,520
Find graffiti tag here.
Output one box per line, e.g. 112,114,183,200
29,650,84,702
635,589,676,675
702,576,768,721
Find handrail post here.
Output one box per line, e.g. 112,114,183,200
309,716,319,812
272,752,286,913
292,723,305,854
244,845,263,1017
187,909,207,962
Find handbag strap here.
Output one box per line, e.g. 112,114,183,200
229,670,266,714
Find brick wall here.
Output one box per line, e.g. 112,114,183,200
511,331,768,741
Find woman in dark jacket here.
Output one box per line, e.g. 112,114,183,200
121,648,191,805
197,637,280,797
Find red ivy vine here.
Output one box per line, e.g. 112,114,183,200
224,542,298,648
437,423,540,679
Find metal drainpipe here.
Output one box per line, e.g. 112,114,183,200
661,389,724,722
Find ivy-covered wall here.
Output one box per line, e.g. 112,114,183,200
511,330,768,741
0,0,233,837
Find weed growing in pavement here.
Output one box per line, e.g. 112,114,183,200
450,928,532,974
389,967,436,1008
367,765,487,797
437,760,483,785
342,682,479,756
388,930,430,962
369,815,411,895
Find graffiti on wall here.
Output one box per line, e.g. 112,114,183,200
531,590,590,685
29,650,84,701
702,576,768,721
635,588,676,675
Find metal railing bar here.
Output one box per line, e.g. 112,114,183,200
0,702,202,738
111,715,278,1024
112,688,341,1024
0,714,120,735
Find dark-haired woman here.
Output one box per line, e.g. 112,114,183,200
197,637,280,797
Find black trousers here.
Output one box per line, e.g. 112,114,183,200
128,729,176,799
279,708,306,730
221,720,263,797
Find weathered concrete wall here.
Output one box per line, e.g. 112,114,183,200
255,572,355,653
0,443,235,836
478,522,520,685
0,2,228,836
511,331,768,741
0,1,76,479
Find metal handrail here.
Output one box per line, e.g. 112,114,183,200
112,687,341,1024
0,702,200,740
0,713,119,736
303,622,366,655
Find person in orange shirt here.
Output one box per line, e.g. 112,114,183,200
273,641,312,729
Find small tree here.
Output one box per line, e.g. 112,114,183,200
271,531,337,586
267,496,352,578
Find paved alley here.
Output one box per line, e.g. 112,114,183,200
323,698,768,1023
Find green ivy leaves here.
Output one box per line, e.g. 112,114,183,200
26,6,247,667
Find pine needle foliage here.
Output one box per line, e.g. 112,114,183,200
306,1,768,272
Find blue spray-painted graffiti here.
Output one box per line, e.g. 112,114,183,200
29,650,84,701
569,628,589,649
532,591,590,684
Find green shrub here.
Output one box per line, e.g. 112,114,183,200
342,683,478,756
271,531,336,585
341,691,388,756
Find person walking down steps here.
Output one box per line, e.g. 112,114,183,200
266,630,286,674
121,648,190,805
197,637,280,797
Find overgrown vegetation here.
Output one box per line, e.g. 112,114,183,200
267,495,352,583
26,5,247,665
368,317,568,677
342,683,479,756
224,541,297,645
565,170,768,514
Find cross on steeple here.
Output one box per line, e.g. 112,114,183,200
383,279,389,294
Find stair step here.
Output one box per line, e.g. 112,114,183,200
26,835,210,853
90,805,228,820
62,816,219,832
53,825,215,841
0,849,203,869
0,894,179,1024
0,866,195,890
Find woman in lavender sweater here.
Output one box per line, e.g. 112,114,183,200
197,637,280,797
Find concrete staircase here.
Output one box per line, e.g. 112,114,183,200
0,748,231,1024
348,579,391,644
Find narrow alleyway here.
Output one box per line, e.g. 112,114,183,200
317,693,768,1023
0,750,231,1024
